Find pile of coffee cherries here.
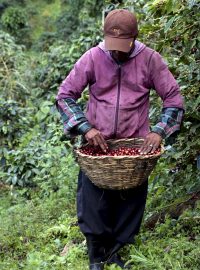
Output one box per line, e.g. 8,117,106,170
79,146,161,156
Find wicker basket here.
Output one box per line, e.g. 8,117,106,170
73,138,164,190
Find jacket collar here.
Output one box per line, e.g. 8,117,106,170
98,40,146,59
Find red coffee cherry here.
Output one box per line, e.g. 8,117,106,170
80,146,161,156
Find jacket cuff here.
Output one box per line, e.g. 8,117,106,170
152,123,182,139
151,125,166,139
76,121,93,135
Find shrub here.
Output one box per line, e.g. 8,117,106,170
1,6,31,46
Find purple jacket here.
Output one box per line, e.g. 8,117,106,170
56,41,184,139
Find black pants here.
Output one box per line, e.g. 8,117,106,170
77,170,148,251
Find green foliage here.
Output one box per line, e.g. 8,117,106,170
0,31,31,101
1,6,31,45
0,189,81,270
33,31,57,52
128,237,200,270
1,187,199,270
81,0,104,18
2,114,79,195
0,31,35,177
26,0,61,45
55,0,84,41
139,0,200,202
1,6,27,32
0,98,32,149
0,0,25,5
125,205,200,270
34,18,102,98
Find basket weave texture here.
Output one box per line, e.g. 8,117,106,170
74,138,164,190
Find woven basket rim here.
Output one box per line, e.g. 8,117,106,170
74,149,164,159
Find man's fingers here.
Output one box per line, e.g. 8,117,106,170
140,138,151,154
99,133,108,152
95,134,108,152
150,145,157,154
142,145,152,154
87,138,93,145
137,132,162,154
85,128,108,153
140,139,155,154
92,136,99,147
150,143,159,153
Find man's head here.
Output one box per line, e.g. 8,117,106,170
103,9,138,54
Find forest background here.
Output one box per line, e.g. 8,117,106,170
0,0,200,269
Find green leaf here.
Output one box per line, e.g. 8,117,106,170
2,126,8,134
25,170,31,179
42,101,53,107
188,0,197,8
164,17,176,33
41,106,50,115
12,175,18,185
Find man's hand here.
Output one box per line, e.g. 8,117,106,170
140,132,162,154
85,128,108,153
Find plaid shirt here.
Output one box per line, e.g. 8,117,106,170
56,98,184,139
56,98,92,138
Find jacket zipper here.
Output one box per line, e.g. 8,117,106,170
113,65,121,137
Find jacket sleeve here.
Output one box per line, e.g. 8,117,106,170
151,107,184,139
149,51,184,109
56,98,92,137
56,49,94,137
56,49,94,101
149,51,184,138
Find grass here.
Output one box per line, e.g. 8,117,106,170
0,186,78,270
0,184,199,270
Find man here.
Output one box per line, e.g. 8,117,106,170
56,9,184,270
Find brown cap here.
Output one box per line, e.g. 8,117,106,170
104,9,138,53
